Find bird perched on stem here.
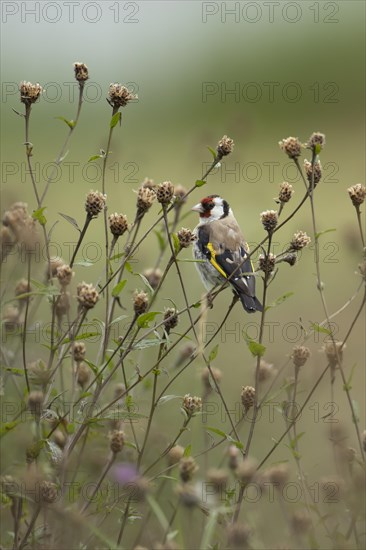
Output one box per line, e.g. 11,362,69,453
192,195,262,313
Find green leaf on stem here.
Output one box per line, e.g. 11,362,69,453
55,116,76,129
32,207,47,226
137,311,159,328
208,344,219,362
183,444,192,457
88,154,103,162
0,420,20,438
73,260,94,267
195,179,206,188
58,212,81,232
157,395,181,406
125,261,133,273
205,426,243,449
309,322,332,335
266,291,294,310
110,252,124,262
207,146,217,160
171,233,180,255
154,230,165,252
110,111,121,128
243,332,266,357
111,279,127,297
343,363,357,391
315,228,336,239
61,332,100,345
132,338,167,350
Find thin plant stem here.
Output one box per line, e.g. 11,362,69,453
21,255,31,393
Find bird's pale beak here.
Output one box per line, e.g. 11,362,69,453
191,203,203,213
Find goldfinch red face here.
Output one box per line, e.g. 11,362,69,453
191,195,230,223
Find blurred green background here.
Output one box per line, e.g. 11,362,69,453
1,1,365,545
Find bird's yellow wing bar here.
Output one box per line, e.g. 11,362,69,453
207,242,227,278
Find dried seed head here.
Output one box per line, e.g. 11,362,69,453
323,341,344,367
133,290,148,315
177,227,195,249
174,184,188,207
56,264,73,287
3,305,21,332
136,186,156,216
163,307,178,331
73,62,89,81
182,394,202,416
3,202,39,252
226,523,251,549
289,231,311,251
217,135,234,158
48,256,65,279
290,510,312,534
39,480,58,504
130,477,150,502
28,360,50,386
77,282,99,309
228,445,240,471
201,367,222,393
142,177,156,191
110,430,125,454
292,346,311,368
55,292,70,320
277,182,294,204
207,468,228,492
260,210,278,233
176,484,200,508
179,456,198,483
20,81,42,104
279,136,302,159
347,183,366,207
27,391,44,418
85,190,106,217
281,253,297,266
15,279,31,304
143,267,162,290
258,253,276,275
304,158,322,186
108,83,137,108
241,386,256,412
167,445,185,466
109,213,128,237
156,181,174,205
76,362,90,389
72,342,86,363
267,464,290,488
306,132,326,152
0,226,15,262
258,359,277,382
236,458,258,485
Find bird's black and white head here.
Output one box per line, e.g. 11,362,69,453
192,195,231,223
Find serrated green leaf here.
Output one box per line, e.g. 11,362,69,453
309,322,332,335
58,212,81,232
55,116,75,129
111,279,127,297
32,207,47,226
171,233,180,255
137,311,159,328
243,332,266,357
88,154,103,162
315,228,336,239
110,111,121,128
209,344,219,363
195,179,206,188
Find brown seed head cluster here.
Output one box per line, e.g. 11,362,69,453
167,445,185,466
136,186,156,216
292,346,311,368
278,182,294,204
108,213,128,237
73,342,86,362
85,190,106,217
56,264,73,287
226,523,251,550
289,231,311,251
201,366,222,393
306,131,326,152
55,292,70,320
291,510,312,534
258,253,276,275
323,341,344,367
143,267,162,290
108,83,137,108
258,359,277,382
0,475,18,498
28,360,50,386
15,279,31,306
347,183,366,207
176,484,200,508
228,444,240,471
207,468,228,492
182,394,202,416
73,62,88,81
279,136,302,159
177,227,196,249
48,257,64,279
174,184,188,207
110,430,125,454
241,386,256,412
2,202,39,253
304,159,322,186
77,282,99,309
267,463,290,488
260,210,278,233
133,290,149,315
156,181,174,205
163,308,178,331
217,135,234,158
236,458,258,485
142,177,156,191
2,305,21,332
39,481,58,504
281,253,297,266
179,456,198,483
27,390,44,418
20,81,42,104
76,363,90,389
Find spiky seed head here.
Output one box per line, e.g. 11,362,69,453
277,182,294,204
174,184,188,207
76,362,90,389
260,210,278,233
236,458,258,485
110,430,125,454
201,367,222,393
292,346,311,368
108,213,128,237
77,282,99,310
72,342,86,362
73,62,88,81
182,394,202,416
241,386,256,412
39,481,58,504
347,183,366,207
56,264,73,287
15,279,31,303
108,83,137,108
217,135,234,158
177,227,195,249
28,360,50,385
279,136,302,159
163,307,178,331
133,290,148,315
289,231,311,251
136,186,156,215
156,181,174,205
179,456,198,483
304,159,322,185
258,253,276,275
142,177,156,191
20,81,42,104
48,256,64,279
323,341,344,367
167,445,184,466
306,132,326,152
85,190,106,217
143,267,162,290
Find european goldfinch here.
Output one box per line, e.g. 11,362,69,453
192,195,262,313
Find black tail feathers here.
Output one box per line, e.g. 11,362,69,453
238,293,263,313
